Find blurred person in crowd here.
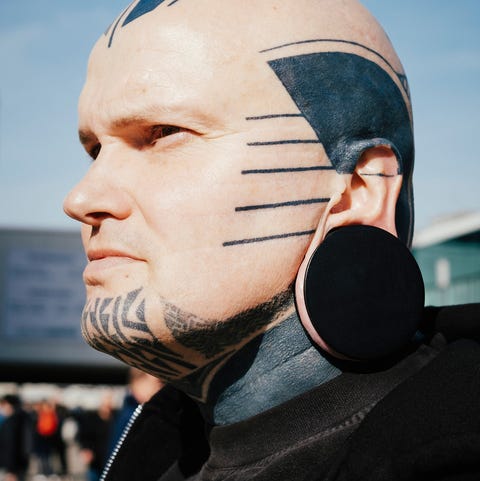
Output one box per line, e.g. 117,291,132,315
64,0,480,479
0,394,33,481
33,400,58,477
51,402,70,478
103,372,209,481
76,393,116,481
108,367,163,453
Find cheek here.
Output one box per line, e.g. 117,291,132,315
136,142,335,318
81,225,90,250
143,201,327,321
148,232,310,321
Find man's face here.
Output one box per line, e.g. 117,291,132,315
64,5,335,378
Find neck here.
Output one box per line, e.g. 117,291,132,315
203,312,341,425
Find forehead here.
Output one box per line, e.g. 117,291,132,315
78,1,308,123
78,0,408,133
80,23,218,122
78,1,296,130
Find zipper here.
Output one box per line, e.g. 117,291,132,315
100,403,144,481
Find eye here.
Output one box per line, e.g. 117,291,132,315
149,125,183,144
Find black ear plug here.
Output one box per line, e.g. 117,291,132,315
302,225,424,360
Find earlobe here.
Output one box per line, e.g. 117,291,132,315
297,224,424,361
294,145,408,360
325,145,403,237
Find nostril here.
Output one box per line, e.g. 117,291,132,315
84,211,113,229
90,211,111,220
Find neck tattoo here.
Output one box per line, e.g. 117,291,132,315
82,287,293,402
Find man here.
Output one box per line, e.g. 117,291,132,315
0,395,32,481
64,1,480,479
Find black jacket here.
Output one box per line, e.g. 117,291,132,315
101,304,480,481
0,407,32,475
101,384,209,481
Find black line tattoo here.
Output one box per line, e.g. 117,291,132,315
247,139,321,146
259,38,410,98
229,44,410,250
228,110,329,247
106,0,182,47
246,114,304,120
264,50,414,243
223,230,316,247
242,166,335,174
235,198,329,212
107,5,131,48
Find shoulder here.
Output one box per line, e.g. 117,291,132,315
326,335,480,481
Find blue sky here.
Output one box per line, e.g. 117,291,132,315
0,1,479,233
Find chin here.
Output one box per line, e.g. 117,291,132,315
84,275,143,298
80,287,193,382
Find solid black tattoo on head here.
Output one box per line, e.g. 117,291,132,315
224,40,413,248
106,0,182,47
266,49,413,244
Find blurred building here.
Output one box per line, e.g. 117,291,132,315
0,228,126,385
413,211,480,306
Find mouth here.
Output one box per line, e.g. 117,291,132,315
87,248,142,262
84,249,145,281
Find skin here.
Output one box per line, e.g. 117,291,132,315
64,0,412,421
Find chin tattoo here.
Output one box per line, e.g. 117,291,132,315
81,287,293,401
81,289,197,382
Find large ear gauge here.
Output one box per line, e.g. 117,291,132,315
300,225,424,361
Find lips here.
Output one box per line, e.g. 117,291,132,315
84,248,144,280
87,248,141,262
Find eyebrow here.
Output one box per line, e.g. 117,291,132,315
111,115,160,130
78,105,214,148
78,115,160,147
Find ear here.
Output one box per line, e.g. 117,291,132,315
294,145,404,357
296,145,404,268
324,145,403,237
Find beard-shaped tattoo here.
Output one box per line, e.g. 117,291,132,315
81,287,293,400
81,289,197,381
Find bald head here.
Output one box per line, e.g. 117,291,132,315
103,0,395,56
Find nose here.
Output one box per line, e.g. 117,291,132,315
63,162,132,227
